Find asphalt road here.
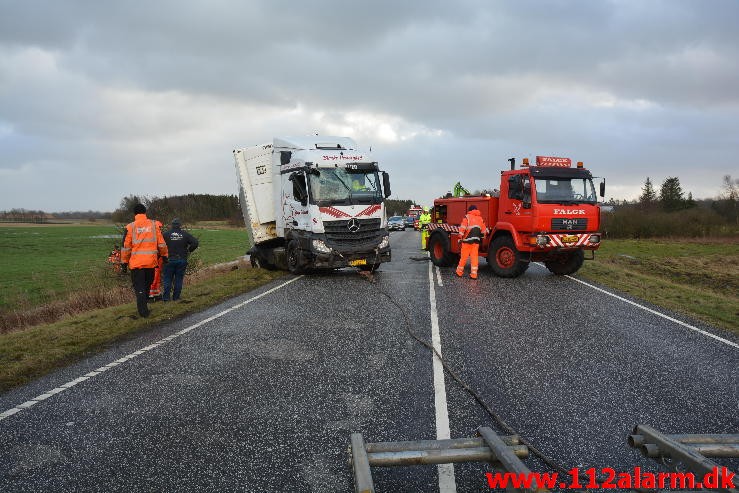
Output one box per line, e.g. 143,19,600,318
1,230,737,492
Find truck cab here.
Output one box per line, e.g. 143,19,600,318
427,156,604,278
234,137,392,273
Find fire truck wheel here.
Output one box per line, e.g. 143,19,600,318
286,240,305,274
428,232,455,267
488,236,528,278
544,250,584,275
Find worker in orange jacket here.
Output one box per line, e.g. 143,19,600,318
456,205,486,279
121,204,168,317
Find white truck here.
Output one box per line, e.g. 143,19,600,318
233,136,392,273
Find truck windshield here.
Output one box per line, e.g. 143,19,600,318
534,177,597,205
308,168,383,205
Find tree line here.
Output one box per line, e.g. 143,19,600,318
111,194,242,225
601,175,738,238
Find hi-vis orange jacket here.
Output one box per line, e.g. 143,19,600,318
121,214,168,269
458,209,486,244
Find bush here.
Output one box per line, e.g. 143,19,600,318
602,205,735,238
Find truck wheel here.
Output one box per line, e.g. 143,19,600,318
286,240,304,274
488,236,528,278
428,232,455,267
544,250,584,275
250,250,277,270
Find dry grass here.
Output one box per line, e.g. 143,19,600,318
0,259,249,335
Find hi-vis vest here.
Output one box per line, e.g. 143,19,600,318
459,211,485,244
121,214,168,269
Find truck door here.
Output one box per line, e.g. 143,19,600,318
502,172,535,234
286,171,310,231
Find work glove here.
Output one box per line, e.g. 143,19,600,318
161,257,168,264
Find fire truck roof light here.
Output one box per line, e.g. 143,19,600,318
522,158,530,167
577,161,584,168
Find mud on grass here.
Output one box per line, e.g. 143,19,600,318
0,265,284,394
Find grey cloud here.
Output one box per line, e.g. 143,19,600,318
1,0,738,210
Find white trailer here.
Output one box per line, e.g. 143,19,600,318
233,136,392,273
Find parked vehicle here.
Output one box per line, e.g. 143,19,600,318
404,216,416,228
388,216,406,231
233,136,392,273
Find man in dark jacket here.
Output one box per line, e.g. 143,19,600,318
161,218,199,301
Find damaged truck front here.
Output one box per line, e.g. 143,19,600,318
233,136,392,274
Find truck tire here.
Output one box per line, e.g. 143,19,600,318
428,232,456,267
286,240,305,274
250,250,277,271
544,250,584,275
488,236,528,278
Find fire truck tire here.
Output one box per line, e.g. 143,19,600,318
428,232,455,267
544,250,584,275
286,240,305,274
488,236,528,278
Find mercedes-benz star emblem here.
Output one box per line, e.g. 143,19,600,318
347,218,360,233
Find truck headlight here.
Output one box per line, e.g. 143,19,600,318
312,239,332,253
378,235,390,249
588,234,601,244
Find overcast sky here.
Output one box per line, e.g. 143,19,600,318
1,0,738,212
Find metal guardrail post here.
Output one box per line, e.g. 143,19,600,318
477,426,547,493
350,433,375,493
348,430,532,492
628,425,738,493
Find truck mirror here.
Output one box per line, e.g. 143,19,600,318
507,175,523,200
290,172,308,205
599,180,606,198
382,172,391,198
522,181,531,208
280,151,292,165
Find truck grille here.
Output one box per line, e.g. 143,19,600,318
324,218,384,251
551,218,588,231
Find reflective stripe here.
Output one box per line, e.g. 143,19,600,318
131,250,158,255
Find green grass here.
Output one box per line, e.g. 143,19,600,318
0,266,283,393
578,238,739,333
0,224,250,311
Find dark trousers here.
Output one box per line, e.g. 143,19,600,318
130,268,154,316
162,259,187,301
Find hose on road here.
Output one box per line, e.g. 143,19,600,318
364,267,631,489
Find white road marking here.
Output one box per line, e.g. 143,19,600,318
435,265,444,287
0,276,303,423
428,260,457,492
534,263,738,349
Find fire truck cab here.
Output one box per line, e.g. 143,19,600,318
427,156,605,277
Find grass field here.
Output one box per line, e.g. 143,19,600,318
0,223,249,311
577,238,739,333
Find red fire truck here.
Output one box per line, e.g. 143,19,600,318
427,156,605,277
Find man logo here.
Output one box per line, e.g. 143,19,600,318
347,218,361,233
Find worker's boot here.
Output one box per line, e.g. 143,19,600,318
455,267,463,277
136,291,150,317
470,267,478,279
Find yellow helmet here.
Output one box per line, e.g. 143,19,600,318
423,206,429,212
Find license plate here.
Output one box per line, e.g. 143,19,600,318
561,235,579,244
349,259,367,266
